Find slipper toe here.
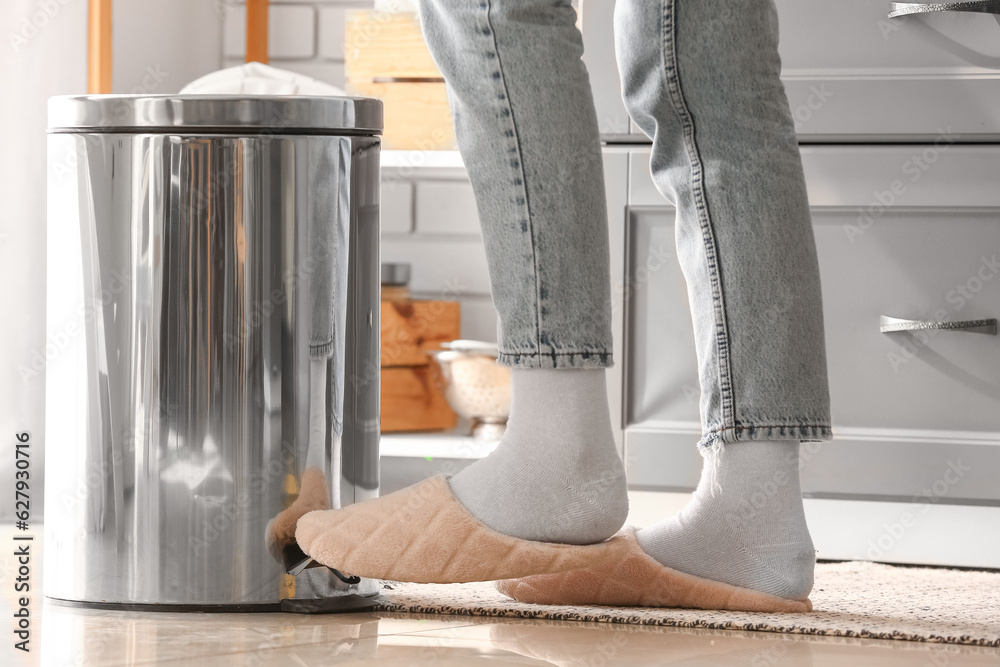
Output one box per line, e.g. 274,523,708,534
496,527,813,613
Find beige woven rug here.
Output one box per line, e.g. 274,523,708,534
374,561,1000,647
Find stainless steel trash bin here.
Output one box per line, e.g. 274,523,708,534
44,95,382,609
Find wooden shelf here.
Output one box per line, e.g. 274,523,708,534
380,429,498,460
381,150,465,170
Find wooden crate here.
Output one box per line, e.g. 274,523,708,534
380,299,460,432
381,300,460,366
381,365,456,433
344,11,457,151
346,80,455,151
344,12,441,80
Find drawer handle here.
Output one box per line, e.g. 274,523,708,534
880,315,998,335
888,1,1000,18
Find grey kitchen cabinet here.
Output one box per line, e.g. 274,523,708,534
615,146,1000,568
777,0,1000,140
582,0,1000,141
582,1,1000,568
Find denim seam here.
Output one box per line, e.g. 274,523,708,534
498,350,612,369
660,0,738,435
498,346,611,354
698,423,833,449
716,422,831,432
482,0,542,357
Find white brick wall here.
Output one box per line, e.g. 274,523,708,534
317,6,351,61
222,0,372,89
381,179,414,234
382,166,498,342
414,181,482,235
224,5,317,60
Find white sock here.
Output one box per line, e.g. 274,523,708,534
636,440,816,600
448,368,629,545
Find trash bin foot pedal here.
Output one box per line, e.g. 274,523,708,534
280,594,380,614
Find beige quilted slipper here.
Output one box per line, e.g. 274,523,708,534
496,526,813,613
295,474,632,584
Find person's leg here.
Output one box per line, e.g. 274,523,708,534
416,0,627,545
497,0,830,610
297,0,633,583
615,0,832,600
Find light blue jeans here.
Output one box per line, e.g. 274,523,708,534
418,0,832,449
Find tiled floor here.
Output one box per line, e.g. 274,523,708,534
4,525,999,666
14,604,1000,666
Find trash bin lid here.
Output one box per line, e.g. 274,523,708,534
48,95,382,135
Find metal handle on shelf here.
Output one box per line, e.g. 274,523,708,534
880,315,998,334
888,1,1000,18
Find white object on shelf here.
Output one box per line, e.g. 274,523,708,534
375,0,420,12
381,150,465,169
181,62,346,96
380,431,499,460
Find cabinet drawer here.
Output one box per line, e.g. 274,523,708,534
779,0,1000,139
582,1,1000,140
631,145,1000,209
623,207,1000,504
623,210,1000,434
814,208,999,432
623,146,1000,506
626,146,1000,432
